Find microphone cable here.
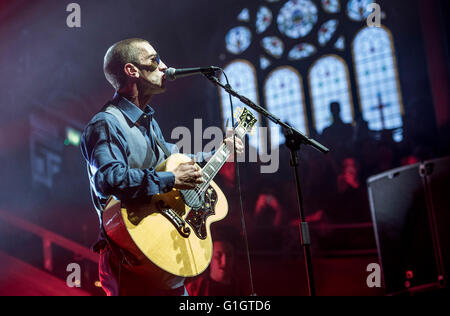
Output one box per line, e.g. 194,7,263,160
220,69,256,296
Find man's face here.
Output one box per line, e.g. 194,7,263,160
210,241,235,283
134,42,168,95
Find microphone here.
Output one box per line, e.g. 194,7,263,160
165,66,221,81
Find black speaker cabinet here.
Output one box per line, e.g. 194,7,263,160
367,157,450,295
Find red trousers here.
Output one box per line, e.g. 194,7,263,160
98,246,188,296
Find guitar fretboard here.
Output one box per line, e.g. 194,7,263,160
195,123,248,192
200,143,231,186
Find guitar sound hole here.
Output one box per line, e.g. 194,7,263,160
180,189,204,210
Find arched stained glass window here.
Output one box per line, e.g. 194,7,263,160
309,55,353,134
219,60,261,149
264,67,307,148
353,26,404,140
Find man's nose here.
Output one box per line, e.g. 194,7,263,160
159,61,168,72
220,255,227,267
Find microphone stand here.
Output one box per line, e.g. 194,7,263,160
204,73,330,297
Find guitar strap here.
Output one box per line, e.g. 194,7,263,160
149,123,172,159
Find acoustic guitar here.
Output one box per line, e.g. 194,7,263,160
102,107,257,280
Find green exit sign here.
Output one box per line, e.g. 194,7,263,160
64,127,81,147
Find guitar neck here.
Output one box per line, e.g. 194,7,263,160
200,143,232,186
197,113,253,189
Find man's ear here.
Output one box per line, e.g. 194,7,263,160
124,63,140,79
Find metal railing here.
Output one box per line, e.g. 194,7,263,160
0,210,98,272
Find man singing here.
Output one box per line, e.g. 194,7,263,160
81,38,243,296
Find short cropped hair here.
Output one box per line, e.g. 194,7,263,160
103,38,149,90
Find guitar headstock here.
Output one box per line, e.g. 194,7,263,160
233,107,258,137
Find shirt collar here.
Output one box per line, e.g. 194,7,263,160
112,92,155,125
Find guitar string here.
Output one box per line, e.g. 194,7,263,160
182,144,227,202
184,126,245,203
182,119,248,205
184,163,225,206
182,143,232,205
182,117,247,203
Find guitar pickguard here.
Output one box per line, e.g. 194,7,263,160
185,186,218,240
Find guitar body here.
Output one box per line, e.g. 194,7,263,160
102,153,228,280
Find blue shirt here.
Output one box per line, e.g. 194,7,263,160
81,93,213,215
